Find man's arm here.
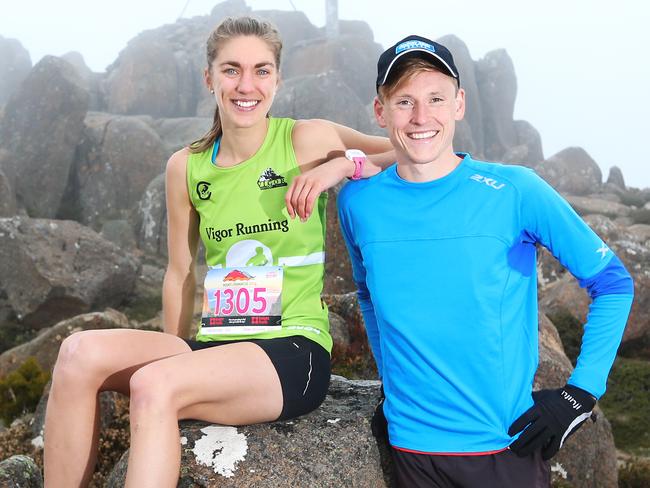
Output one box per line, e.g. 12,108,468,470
509,168,633,459
337,186,383,375
569,255,634,394
519,171,633,398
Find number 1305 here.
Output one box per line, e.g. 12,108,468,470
213,288,267,315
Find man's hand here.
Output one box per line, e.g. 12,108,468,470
508,385,596,460
285,157,352,221
371,386,388,439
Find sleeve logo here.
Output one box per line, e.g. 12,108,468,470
596,243,610,259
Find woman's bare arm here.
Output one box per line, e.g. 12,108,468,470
286,119,394,220
162,148,200,338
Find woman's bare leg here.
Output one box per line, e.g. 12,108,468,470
124,342,283,488
43,329,191,488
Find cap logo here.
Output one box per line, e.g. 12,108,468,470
395,39,436,55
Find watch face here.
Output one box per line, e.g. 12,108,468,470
345,149,366,160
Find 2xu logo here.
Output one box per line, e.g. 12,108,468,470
470,174,505,190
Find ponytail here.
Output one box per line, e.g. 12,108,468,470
189,104,222,154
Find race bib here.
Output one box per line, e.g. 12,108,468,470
201,266,282,335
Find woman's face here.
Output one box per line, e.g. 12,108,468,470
206,35,279,131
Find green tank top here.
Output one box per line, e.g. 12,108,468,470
187,117,331,353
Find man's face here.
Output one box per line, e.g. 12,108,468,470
374,69,465,167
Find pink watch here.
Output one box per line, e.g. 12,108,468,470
345,149,367,180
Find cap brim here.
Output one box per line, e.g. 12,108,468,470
379,48,458,86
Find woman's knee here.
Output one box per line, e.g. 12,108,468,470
128,365,179,417
52,331,112,387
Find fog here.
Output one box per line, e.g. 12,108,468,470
2,0,649,188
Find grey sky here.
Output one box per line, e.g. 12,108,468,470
2,0,648,189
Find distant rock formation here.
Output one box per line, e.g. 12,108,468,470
273,72,375,135
67,113,167,229
0,36,32,105
0,166,17,217
476,49,518,160
0,56,88,218
538,147,603,196
607,166,626,190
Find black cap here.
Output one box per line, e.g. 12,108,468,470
376,35,460,91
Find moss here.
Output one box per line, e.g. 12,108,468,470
619,458,650,488
0,357,50,425
599,358,650,453
551,479,575,488
547,310,583,365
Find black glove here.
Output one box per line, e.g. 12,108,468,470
508,384,596,460
371,385,388,439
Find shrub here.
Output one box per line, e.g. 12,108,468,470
619,189,650,208
599,358,650,453
619,458,650,488
0,357,50,425
547,310,583,365
630,208,650,225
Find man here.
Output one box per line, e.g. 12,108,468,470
337,35,634,487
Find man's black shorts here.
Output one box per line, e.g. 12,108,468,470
184,335,330,420
391,447,550,488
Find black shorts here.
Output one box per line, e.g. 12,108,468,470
183,335,330,421
391,447,550,488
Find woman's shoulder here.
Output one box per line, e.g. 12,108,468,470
166,147,191,176
291,119,341,151
292,118,335,138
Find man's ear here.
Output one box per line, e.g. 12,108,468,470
374,96,387,128
454,88,466,121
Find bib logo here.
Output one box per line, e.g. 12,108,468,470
258,168,287,190
196,181,212,200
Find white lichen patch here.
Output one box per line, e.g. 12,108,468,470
180,436,188,445
192,426,248,478
31,435,44,449
551,462,568,479
327,418,341,424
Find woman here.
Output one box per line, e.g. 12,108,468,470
43,16,392,487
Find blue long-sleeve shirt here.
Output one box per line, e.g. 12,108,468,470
337,153,633,454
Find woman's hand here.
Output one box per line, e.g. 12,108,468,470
285,157,352,221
